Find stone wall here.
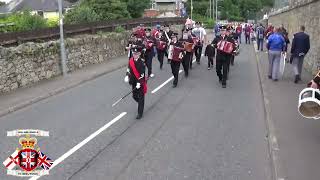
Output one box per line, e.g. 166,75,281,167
268,0,320,74
0,32,130,93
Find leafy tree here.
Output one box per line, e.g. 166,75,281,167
65,5,100,24
81,0,130,20
125,0,150,18
0,2,5,6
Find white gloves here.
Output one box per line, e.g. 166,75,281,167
136,83,141,89
124,76,129,83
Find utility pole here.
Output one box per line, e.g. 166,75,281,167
209,0,212,19
215,0,218,22
212,0,214,20
191,0,193,19
58,0,68,76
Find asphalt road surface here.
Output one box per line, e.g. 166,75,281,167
0,42,272,180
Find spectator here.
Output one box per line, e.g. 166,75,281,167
256,23,265,51
291,25,310,83
267,27,286,81
279,24,290,51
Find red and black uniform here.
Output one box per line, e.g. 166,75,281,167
180,35,193,77
169,39,184,87
156,33,167,69
127,56,147,118
212,34,235,87
143,35,157,77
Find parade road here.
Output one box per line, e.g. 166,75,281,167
0,39,276,180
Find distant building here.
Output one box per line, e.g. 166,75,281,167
144,0,187,18
0,0,76,19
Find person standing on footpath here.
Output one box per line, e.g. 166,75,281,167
290,25,310,83
267,27,286,81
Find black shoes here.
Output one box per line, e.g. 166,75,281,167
222,84,226,88
268,75,272,79
294,75,300,83
136,114,143,119
172,84,177,88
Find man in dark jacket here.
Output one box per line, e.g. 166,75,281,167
291,25,310,83
212,26,236,88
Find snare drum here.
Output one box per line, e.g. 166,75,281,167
184,42,194,52
298,88,320,119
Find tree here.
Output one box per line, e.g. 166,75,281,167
65,6,100,24
82,0,130,20
0,2,5,6
125,0,150,18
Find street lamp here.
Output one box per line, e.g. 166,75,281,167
58,0,68,76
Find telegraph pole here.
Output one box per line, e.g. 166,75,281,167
215,0,218,22
58,0,68,76
191,0,193,19
209,0,212,19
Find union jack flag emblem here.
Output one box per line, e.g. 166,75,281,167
37,151,53,170
18,149,38,172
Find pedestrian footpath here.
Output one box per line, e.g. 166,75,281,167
255,43,320,180
0,56,128,117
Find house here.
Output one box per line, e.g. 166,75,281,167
0,0,76,19
144,0,187,18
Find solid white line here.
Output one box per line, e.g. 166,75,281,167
152,54,204,94
151,70,183,94
29,112,127,180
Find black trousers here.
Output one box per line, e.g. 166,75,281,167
132,84,144,116
194,45,203,62
145,51,153,76
171,60,181,85
182,52,192,76
245,35,250,44
190,52,194,69
216,55,231,85
157,49,165,69
208,56,214,67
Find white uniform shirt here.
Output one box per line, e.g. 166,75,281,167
192,27,207,42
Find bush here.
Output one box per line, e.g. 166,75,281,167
115,26,125,33
46,16,59,27
64,6,100,24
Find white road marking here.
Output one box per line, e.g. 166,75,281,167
29,112,127,180
152,54,204,94
152,70,183,94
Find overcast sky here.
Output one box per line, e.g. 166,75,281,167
0,0,12,3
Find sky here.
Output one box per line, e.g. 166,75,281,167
0,0,12,3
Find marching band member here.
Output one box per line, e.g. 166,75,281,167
180,28,194,77
124,47,147,119
144,28,157,78
192,22,207,64
156,30,167,70
212,26,236,88
169,33,185,88
188,28,197,69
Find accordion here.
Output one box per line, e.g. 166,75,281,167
184,42,194,52
192,37,199,44
156,40,166,50
144,40,154,50
217,40,234,54
171,46,184,62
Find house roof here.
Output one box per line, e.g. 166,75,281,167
0,0,74,14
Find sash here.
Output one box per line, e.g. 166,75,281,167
129,58,147,94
